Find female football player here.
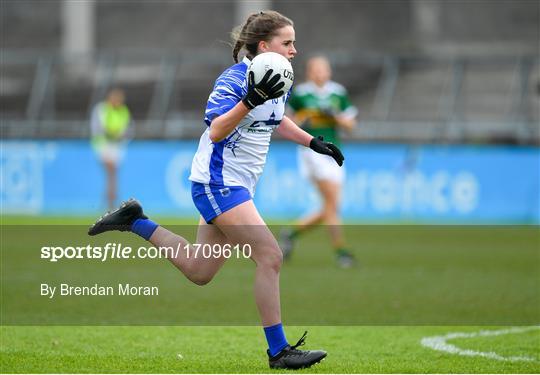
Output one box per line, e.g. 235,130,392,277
282,55,357,268
89,11,343,370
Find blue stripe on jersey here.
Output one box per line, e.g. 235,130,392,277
209,140,225,186
204,62,248,126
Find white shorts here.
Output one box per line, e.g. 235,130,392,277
298,147,345,184
94,142,125,164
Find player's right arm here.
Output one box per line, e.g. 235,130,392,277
209,103,250,143
209,69,284,143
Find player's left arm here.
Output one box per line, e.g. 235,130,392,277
277,115,344,166
277,115,312,146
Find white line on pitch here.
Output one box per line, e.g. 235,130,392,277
420,326,540,362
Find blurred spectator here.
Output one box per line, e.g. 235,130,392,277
90,88,132,210
281,55,358,268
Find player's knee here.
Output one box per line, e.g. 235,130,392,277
189,273,214,286
322,205,338,221
185,267,215,286
268,251,283,273
256,247,283,272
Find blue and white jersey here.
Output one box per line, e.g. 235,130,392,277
189,56,289,196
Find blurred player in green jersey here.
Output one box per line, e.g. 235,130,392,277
282,55,357,268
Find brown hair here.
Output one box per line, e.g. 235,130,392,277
231,10,294,63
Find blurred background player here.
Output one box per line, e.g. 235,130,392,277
282,55,358,268
90,88,132,210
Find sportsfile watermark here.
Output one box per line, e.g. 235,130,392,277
40,242,252,262
2,225,538,325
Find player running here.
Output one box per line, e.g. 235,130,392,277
281,55,358,268
88,11,343,370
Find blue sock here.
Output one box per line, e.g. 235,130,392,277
131,218,159,240
264,323,288,357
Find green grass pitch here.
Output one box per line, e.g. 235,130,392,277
1,216,539,373
2,326,539,373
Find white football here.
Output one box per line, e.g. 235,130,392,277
248,52,294,96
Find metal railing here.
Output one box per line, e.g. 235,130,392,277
1,49,538,144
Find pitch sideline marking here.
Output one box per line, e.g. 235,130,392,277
420,326,540,362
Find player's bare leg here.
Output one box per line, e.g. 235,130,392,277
296,210,324,230
281,179,355,267
148,217,229,285
104,160,117,210
316,179,344,247
281,179,342,252
211,199,326,368
213,200,282,326
88,200,229,285
317,179,355,267
88,198,326,368
280,210,323,259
